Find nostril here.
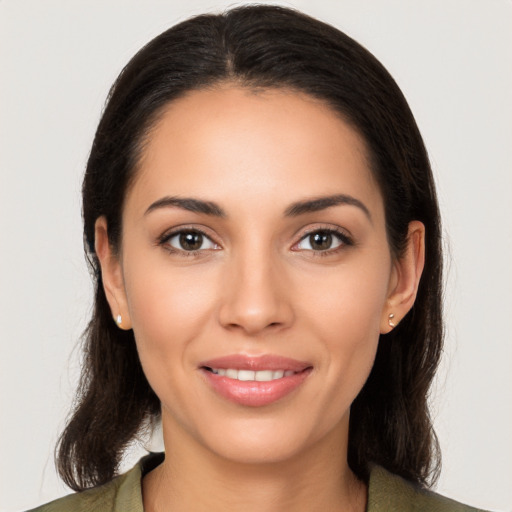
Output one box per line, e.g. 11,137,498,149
218,294,294,334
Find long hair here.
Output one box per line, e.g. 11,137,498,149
57,5,443,491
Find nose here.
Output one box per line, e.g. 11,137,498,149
218,248,294,336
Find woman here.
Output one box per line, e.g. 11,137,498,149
30,5,488,511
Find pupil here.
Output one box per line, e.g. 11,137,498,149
311,232,332,250
180,232,203,250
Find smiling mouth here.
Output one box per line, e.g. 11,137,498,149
204,367,298,381
200,364,312,407
199,354,312,406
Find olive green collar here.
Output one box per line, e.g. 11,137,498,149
33,452,484,511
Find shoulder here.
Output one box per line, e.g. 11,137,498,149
368,465,489,512
26,476,125,512
25,453,159,512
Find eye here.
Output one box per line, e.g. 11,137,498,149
294,229,350,252
164,230,218,252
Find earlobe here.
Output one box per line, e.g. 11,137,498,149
381,220,425,333
94,217,132,330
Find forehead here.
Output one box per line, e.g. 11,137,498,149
127,86,383,219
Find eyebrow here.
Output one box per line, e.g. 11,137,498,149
144,193,371,221
144,196,226,217
284,194,372,221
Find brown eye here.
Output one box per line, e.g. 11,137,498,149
164,230,217,252
309,232,333,250
295,229,347,252
179,231,203,251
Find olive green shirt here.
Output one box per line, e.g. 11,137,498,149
29,453,487,511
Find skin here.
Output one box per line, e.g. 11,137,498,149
95,86,425,512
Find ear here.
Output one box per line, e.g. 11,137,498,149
380,220,425,333
94,217,132,330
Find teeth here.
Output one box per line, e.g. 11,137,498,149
238,370,255,381
255,370,273,381
210,368,296,381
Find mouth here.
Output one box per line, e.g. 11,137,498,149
204,367,297,381
199,355,313,407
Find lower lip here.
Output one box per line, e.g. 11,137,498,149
201,368,312,407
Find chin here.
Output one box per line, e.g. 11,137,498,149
192,412,342,467
204,432,309,465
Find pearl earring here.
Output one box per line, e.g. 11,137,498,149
116,314,122,327
388,313,396,328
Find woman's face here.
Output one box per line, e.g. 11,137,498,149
98,86,421,465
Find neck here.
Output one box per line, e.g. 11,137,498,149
143,419,367,512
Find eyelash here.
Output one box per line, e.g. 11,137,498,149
158,227,219,257
293,227,354,257
157,226,353,257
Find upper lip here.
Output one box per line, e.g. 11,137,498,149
199,354,312,372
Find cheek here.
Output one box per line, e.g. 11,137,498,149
122,257,219,372
301,259,390,339
121,259,224,425
297,255,390,389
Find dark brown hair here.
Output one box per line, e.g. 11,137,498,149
57,5,443,491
